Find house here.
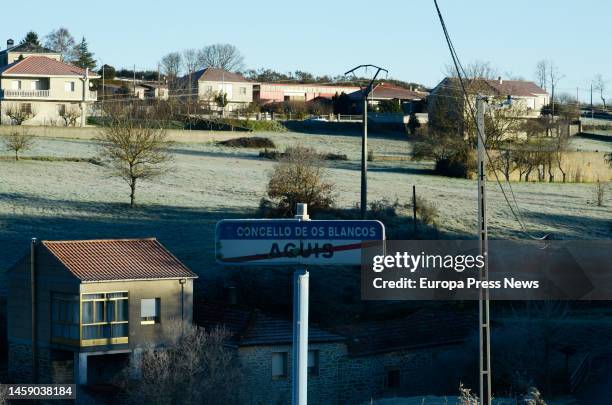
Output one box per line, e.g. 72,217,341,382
7,238,198,386
0,39,62,65
195,303,347,405
254,83,361,104
428,76,549,120
177,67,253,113
196,303,476,404
0,39,99,126
349,82,428,114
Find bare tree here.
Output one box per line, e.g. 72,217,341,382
160,52,183,89
2,130,34,160
593,74,607,109
44,27,77,61
198,44,245,72
535,60,548,91
182,49,201,74
59,105,81,126
5,103,34,125
97,104,172,207
123,322,241,405
265,146,335,217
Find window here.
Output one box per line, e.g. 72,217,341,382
239,87,247,95
57,104,66,115
81,292,129,343
11,80,21,90
386,368,400,389
271,352,288,380
308,350,319,376
141,298,160,324
51,293,79,342
65,81,75,92
20,103,32,114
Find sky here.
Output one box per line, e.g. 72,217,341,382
5,0,611,101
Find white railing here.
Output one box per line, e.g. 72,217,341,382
2,89,50,98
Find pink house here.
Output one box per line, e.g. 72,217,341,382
254,83,361,103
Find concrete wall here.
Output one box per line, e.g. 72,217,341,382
0,100,87,126
239,342,347,405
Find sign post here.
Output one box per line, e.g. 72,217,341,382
215,204,384,405
292,204,310,405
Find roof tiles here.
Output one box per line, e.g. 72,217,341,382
0,56,100,77
42,238,197,282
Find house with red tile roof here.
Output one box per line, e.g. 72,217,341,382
7,238,197,386
349,82,428,115
0,39,99,126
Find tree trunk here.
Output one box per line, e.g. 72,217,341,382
15,150,19,161
130,178,137,207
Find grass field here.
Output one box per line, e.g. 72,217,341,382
0,130,610,289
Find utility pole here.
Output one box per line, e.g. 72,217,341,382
476,95,492,405
591,83,594,119
133,64,136,97
344,64,388,219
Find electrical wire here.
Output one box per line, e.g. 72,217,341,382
433,0,549,241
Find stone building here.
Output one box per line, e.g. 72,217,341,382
7,238,197,385
196,303,475,404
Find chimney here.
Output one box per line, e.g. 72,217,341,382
498,76,503,84
7,38,14,49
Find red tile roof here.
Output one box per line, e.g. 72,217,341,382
42,238,197,282
350,83,426,101
0,56,100,78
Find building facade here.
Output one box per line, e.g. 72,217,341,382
178,67,253,112
7,238,197,386
254,83,361,103
0,39,99,126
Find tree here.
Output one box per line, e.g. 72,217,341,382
182,49,201,74
5,103,34,125
44,27,76,61
59,105,82,127
73,37,96,70
97,104,172,207
197,44,245,72
265,146,335,217
593,74,607,109
2,130,34,160
98,63,116,79
21,31,40,46
214,92,229,112
160,52,183,88
377,98,402,113
123,322,241,405
535,60,548,91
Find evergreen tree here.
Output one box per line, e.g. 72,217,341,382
73,37,96,70
21,31,41,46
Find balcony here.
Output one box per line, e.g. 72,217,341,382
1,89,50,98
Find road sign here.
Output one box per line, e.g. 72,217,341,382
215,219,385,265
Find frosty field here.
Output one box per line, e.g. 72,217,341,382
0,130,610,283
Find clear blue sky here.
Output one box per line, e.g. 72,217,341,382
6,0,610,101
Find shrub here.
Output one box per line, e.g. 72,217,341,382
259,148,347,161
264,145,335,217
594,179,607,207
415,195,439,225
217,137,275,148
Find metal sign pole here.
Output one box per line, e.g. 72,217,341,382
292,203,310,405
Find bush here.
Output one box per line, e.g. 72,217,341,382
217,137,276,148
259,148,347,161
264,146,335,217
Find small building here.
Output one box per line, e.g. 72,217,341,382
255,83,361,104
349,82,427,114
0,38,99,126
195,303,346,405
177,67,253,112
196,303,476,404
7,238,197,386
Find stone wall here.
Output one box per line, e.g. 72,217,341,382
238,342,347,405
